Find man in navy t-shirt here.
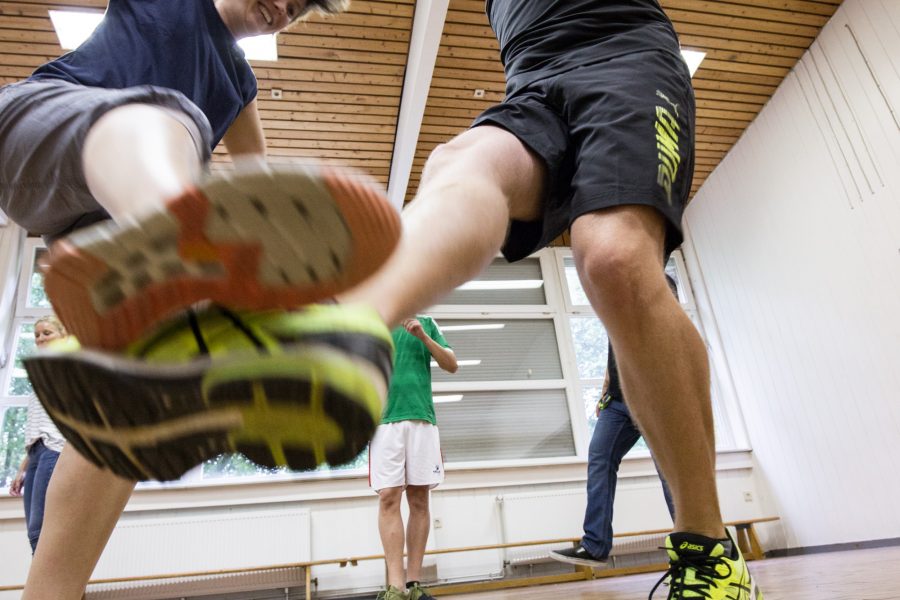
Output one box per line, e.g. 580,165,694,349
0,2,402,598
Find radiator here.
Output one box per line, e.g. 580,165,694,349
496,489,666,565
90,505,311,585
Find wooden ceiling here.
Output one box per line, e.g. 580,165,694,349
1,0,844,215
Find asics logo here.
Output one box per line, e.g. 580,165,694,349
679,541,705,552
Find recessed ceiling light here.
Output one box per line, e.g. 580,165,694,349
681,49,706,77
238,34,278,62
49,10,103,50
48,10,278,61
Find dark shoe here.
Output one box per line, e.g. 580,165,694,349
549,543,608,567
375,586,408,600
407,582,435,600
25,304,392,481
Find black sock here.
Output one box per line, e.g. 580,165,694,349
406,581,419,589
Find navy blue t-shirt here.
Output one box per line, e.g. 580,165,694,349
29,0,257,148
485,0,682,95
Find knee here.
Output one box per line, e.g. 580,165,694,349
86,104,187,144
405,487,430,514
379,488,403,512
574,241,645,310
427,140,461,172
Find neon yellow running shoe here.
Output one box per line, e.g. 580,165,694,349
24,304,391,482
651,531,762,599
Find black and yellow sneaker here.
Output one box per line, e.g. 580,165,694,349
24,304,391,482
651,531,762,599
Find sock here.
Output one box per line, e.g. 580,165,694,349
406,581,420,589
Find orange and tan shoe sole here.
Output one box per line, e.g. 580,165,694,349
43,164,400,350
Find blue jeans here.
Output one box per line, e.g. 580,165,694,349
582,401,675,559
23,440,61,553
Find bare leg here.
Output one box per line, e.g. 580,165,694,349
571,207,724,539
404,485,431,583
81,104,203,222
378,486,406,589
22,447,135,600
341,125,545,326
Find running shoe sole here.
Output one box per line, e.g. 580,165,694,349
25,334,391,481
43,164,400,350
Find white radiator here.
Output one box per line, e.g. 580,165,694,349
496,489,585,565
91,505,311,581
496,489,666,565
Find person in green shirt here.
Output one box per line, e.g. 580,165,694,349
370,316,457,600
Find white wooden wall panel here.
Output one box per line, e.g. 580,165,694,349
684,0,900,549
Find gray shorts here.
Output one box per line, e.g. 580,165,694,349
0,79,213,242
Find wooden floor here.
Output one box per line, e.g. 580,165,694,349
442,545,900,600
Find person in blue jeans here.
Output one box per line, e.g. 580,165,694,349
551,275,678,567
9,316,69,553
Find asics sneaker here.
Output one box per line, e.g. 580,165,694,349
44,164,400,350
651,531,762,599
24,304,392,482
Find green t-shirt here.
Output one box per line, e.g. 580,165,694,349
381,316,450,425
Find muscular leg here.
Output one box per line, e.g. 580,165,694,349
404,485,431,583
571,207,725,539
378,486,406,590
82,104,203,222
341,125,545,326
22,447,135,599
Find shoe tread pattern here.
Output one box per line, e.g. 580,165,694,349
43,165,400,350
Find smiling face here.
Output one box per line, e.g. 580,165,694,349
34,319,66,349
215,0,307,39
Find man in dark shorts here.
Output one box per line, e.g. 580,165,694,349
342,1,762,598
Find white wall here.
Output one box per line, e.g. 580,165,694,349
683,0,900,550
0,454,771,596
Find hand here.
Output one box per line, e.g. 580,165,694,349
403,318,426,340
9,471,25,497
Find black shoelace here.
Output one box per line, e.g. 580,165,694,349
133,305,269,359
649,551,733,599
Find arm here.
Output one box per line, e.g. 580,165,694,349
596,368,611,417
404,319,458,374
222,98,267,165
9,456,27,496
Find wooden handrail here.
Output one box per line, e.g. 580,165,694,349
0,516,780,592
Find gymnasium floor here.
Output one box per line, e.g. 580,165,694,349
442,544,900,600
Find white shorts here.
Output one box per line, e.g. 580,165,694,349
369,421,444,492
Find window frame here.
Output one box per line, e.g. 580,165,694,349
553,247,748,452
1,239,56,491
1,240,749,492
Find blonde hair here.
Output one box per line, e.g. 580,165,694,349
300,0,350,20
34,315,67,337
